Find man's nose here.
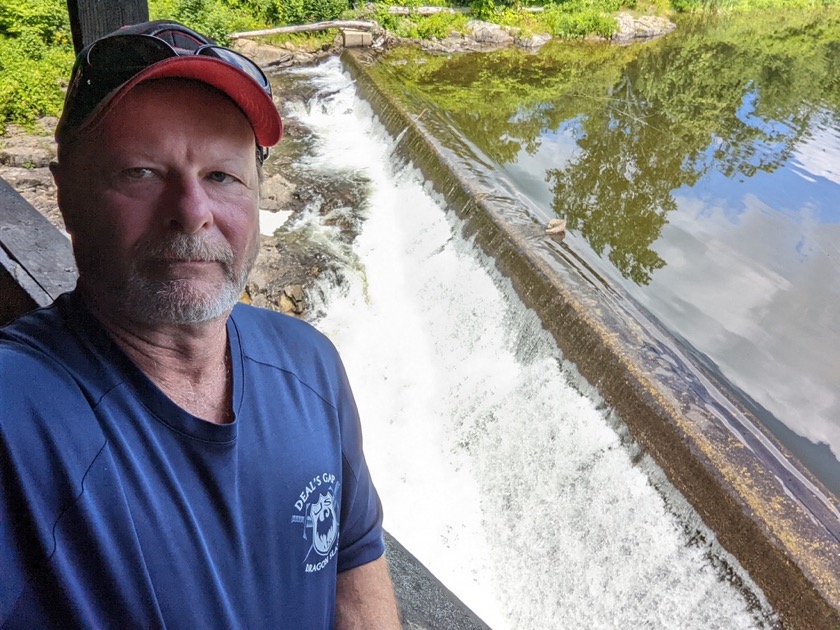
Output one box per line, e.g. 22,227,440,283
164,175,214,234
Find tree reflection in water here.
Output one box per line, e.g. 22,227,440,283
369,9,840,285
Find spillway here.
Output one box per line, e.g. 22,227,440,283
276,56,782,630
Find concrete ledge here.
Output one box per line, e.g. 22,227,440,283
342,48,840,629
385,531,491,630
343,29,372,48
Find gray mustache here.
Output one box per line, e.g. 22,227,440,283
141,234,234,265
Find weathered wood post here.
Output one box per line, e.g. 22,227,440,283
67,0,149,53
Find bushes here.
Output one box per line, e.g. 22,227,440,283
279,0,350,25
470,0,621,36
0,0,70,43
0,34,72,134
373,4,469,38
149,0,350,34
539,3,619,37
149,0,265,44
0,0,72,133
488,0,619,38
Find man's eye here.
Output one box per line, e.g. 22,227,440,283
208,171,235,184
123,167,155,179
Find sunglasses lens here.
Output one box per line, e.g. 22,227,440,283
87,35,175,79
60,35,174,132
198,46,270,92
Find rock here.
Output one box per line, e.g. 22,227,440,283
343,29,373,48
546,218,567,242
232,38,336,69
467,20,514,45
0,123,63,231
546,218,567,234
261,172,296,212
0,126,55,168
612,11,676,42
514,32,551,50
280,284,306,314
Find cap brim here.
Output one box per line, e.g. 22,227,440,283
81,56,282,147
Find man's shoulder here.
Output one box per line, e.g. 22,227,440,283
1,299,75,383
231,302,338,360
1,296,67,348
1,330,104,454
229,303,351,400
1,293,108,423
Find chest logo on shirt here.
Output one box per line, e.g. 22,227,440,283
291,472,341,573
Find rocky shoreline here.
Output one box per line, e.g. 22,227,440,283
0,10,676,318
235,11,676,65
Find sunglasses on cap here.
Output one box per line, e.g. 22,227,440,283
56,21,280,163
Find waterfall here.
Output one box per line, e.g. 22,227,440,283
280,57,776,630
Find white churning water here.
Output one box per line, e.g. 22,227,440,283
283,57,776,630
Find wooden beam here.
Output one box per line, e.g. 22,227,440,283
0,178,77,325
66,0,149,53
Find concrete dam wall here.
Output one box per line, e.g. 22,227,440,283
340,48,840,630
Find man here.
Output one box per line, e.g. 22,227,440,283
0,20,400,629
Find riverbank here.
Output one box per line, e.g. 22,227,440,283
232,10,676,62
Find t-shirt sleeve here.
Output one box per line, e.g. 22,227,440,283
0,344,105,625
332,355,386,573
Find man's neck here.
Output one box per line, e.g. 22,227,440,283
91,302,234,425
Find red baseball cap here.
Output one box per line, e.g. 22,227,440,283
56,21,282,159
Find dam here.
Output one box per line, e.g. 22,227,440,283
267,48,839,628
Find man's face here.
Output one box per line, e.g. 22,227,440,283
55,79,260,326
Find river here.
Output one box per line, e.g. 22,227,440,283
271,56,778,630
358,9,840,497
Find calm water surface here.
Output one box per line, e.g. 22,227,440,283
366,10,840,495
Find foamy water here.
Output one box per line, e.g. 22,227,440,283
280,57,776,630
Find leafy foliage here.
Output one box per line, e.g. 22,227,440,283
0,0,70,43
538,4,618,37
278,0,350,25
373,5,469,38
149,0,264,44
487,0,619,38
0,33,72,133
0,0,72,133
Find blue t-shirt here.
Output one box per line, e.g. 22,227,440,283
0,291,385,629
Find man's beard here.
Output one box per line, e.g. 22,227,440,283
113,233,255,325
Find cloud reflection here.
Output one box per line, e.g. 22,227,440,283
646,192,840,461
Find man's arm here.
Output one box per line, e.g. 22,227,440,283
335,556,401,629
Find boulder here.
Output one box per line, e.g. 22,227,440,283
466,20,514,45
612,12,676,42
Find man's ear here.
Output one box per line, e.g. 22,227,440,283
50,160,80,235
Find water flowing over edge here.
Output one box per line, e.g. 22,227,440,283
275,57,778,630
